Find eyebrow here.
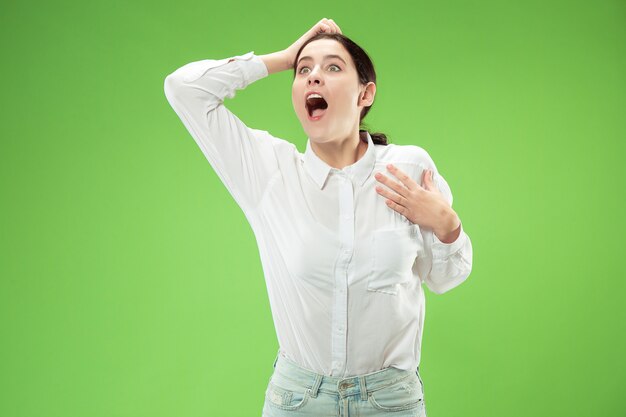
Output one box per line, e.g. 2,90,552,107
297,54,347,66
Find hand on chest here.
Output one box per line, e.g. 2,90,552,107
278,177,425,295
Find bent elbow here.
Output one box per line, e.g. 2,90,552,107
426,267,472,295
164,73,184,101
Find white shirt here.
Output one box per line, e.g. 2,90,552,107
164,51,473,378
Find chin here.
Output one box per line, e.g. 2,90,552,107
303,129,322,140
300,120,325,138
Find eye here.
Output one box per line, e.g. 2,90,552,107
297,63,342,74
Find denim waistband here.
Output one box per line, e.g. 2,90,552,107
271,350,420,401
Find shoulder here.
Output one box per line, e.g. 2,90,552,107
374,142,436,169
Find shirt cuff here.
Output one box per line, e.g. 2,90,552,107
180,51,269,85
431,222,468,260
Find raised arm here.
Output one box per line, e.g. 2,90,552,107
163,19,343,214
164,51,284,213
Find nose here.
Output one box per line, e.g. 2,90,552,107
307,66,324,86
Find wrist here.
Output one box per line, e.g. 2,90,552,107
259,50,292,75
433,209,461,243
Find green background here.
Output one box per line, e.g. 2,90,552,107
1,0,624,416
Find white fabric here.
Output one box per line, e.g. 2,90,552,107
164,51,473,377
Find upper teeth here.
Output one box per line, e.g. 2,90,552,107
308,93,323,99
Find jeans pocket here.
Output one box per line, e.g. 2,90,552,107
367,225,423,295
416,367,424,395
265,379,311,411
367,373,425,412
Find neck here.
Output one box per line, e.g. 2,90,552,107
311,131,367,170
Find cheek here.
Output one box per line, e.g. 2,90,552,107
292,87,304,106
291,93,301,113
334,90,358,113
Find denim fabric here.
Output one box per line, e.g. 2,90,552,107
262,350,427,417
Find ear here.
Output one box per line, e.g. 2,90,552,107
359,81,376,106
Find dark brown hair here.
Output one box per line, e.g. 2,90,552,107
292,33,389,146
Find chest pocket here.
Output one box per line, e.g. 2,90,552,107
368,224,423,295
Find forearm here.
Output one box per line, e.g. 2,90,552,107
426,230,473,294
258,50,292,75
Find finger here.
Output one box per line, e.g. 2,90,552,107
385,198,409,217
328,19,342,34
375,183,407,207
311,19,324,33
321,18,338,34
421,169,429,188
315,19,328,33
422,169,435,190
385,164,418,192
374,171,408,199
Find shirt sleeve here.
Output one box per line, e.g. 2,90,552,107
413,150,474,294
163,51,282,212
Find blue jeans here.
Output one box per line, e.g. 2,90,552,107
262,350,427,417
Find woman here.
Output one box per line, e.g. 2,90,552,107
164,18,473,417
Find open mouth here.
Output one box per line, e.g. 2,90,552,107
305,96,328,120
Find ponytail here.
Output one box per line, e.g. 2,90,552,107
359,128,389,146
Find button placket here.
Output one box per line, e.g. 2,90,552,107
331,174,354,376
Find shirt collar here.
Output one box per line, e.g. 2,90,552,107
303,131,376,189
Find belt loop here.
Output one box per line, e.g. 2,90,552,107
359,376,367,401
309,374,323,398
